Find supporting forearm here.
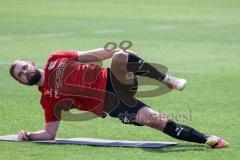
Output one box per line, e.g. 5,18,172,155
27,130,56,141
18,121,59,141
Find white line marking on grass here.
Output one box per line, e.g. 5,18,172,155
169,68,201,74
0,61,11,65
149,24,178,30
34,32,73,38
205,22,229,27
0,32,73,41
0,36,14,41
94,29,123,34
0,61,44,67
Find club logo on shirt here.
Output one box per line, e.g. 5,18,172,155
48,61,57,70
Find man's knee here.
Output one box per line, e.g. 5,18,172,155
111,51,129,73
112,51,129,64
110,51,137,85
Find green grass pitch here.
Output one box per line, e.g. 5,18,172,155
0,0,240,159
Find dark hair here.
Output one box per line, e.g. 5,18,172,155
9,61,19,81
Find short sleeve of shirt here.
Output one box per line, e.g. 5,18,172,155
44,105,59,122
40,97,60,122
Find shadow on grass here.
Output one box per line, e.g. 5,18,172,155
142,143,212,153
34,141,213,154
0,140,213,153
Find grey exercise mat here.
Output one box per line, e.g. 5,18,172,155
0,135,177,148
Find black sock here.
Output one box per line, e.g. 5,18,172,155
127,54,166,80
163,120,209,144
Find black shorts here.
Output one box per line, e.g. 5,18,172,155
104,68,148,126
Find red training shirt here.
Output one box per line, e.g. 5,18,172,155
38,51,108,122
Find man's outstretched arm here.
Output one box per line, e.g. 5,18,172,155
77,48,120,63
18,121,60,141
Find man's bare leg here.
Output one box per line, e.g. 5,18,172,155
136,107,229,148
110,50,228,148
110,51,135,85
